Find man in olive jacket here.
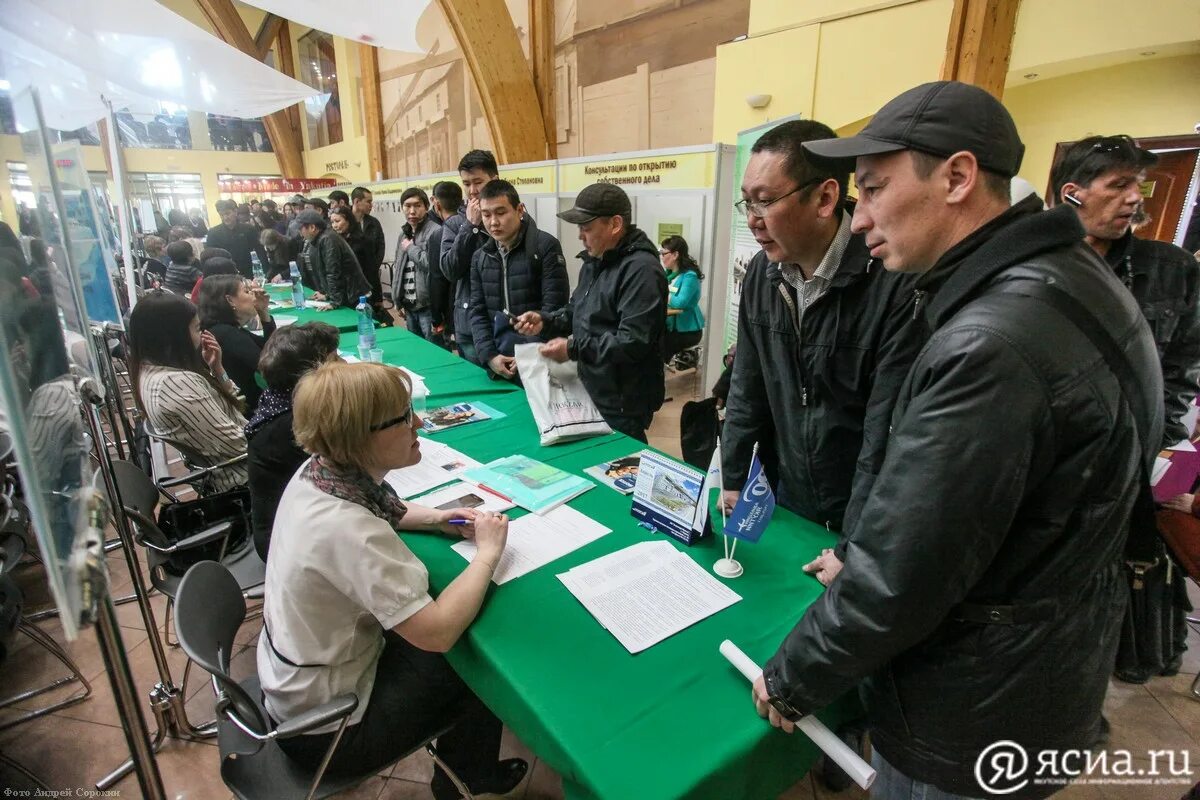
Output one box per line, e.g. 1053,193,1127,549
753,82,1162,799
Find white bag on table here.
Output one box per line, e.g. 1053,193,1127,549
514,342,612,445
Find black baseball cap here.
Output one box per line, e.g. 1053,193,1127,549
803,81,1025,178
558,183,632,224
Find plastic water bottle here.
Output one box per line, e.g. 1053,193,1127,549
250,251,265,285
357,295,376,357
289,261,304,308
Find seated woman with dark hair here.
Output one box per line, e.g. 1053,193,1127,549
197,274,275,413
128,291,247,493
245,321,340,558
260,362,526,797
190,254,239,304
163,240,201,295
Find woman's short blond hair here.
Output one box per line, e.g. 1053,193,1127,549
293,361,411,471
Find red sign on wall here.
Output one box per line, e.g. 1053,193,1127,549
218,177,338,193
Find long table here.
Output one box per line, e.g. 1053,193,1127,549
336,327,859,800
265,282,362,332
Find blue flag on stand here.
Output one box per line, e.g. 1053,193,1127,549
724,452,775,543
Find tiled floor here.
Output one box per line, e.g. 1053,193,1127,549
2,368,1199,799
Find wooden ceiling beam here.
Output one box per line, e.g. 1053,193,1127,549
379,48,461,82
941,0,1022,99
253,13,285,60
359,43,386,181
194,0,305,176
529,0,556,158
436,0,549,164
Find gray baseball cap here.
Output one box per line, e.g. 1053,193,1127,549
558,183,633,224
803,81,1025,178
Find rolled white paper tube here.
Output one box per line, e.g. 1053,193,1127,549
718,639,876,790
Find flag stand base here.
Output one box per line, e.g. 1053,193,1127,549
713,557,744,578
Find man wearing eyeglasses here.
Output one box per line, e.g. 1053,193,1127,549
722,120,923,586
751,82,1161,799
1051,136,1200,687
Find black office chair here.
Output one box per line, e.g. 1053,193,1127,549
0,504,93,731
103,459,264,653
175,561,475,800
141,417,248,500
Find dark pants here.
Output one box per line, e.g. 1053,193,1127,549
662,329,702,363
604,412,652,443
276,633,502,779
405,308,435,340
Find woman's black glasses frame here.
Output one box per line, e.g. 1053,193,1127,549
371,406,415,431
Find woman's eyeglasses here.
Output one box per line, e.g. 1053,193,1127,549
370,405,415,431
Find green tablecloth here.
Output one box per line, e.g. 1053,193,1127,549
348,328,859,800
266,283,362,332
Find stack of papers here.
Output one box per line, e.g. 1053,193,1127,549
558,541,742,653
384,440,481,498
463,455,594,514
452,505,611,584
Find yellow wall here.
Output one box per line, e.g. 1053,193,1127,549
712,0,951,144
1006,54,1200,195
295,30,372,185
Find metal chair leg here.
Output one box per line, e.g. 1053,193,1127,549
427,744,475,800
0,751,49,790
0,620,94,731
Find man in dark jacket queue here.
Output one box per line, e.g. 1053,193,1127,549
393,188,443,340
752,82,1162,799
206,198,269,279
1051,136,1200,686
351,186,391,325
514,183,667,442
441,149,501,364
469,179,569,381
721,120,923,589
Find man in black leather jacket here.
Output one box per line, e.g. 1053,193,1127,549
754,82,1162,799
1050,136,1200,685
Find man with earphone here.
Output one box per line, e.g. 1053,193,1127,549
1051,135,1200,686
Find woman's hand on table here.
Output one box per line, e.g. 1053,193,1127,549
436,507,480,536
471,511,509,569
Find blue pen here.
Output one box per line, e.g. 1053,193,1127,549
447,518,471,525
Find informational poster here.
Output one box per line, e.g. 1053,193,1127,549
52,142,124,327
724,117,802,350
656,221,684,244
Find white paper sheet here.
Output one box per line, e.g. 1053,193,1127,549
384,440,480,498
452,506,611,584
1181,401,1200,440
558,541,742,653
1166,439,1196,453
1152,456,1172,486
410,481,515,513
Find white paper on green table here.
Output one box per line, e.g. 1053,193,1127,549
452,505,611,584
383,439,481,498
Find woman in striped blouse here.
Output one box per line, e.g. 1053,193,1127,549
128,291,248,493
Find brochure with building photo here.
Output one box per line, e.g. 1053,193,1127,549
584,455,641,495
630,450,709,545
421,401,505,433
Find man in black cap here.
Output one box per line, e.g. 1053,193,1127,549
513,183,666,441
750,81,1161,798
1051,137,1200,686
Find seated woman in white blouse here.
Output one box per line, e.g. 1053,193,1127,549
259,361,525,798
127,290,248,493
